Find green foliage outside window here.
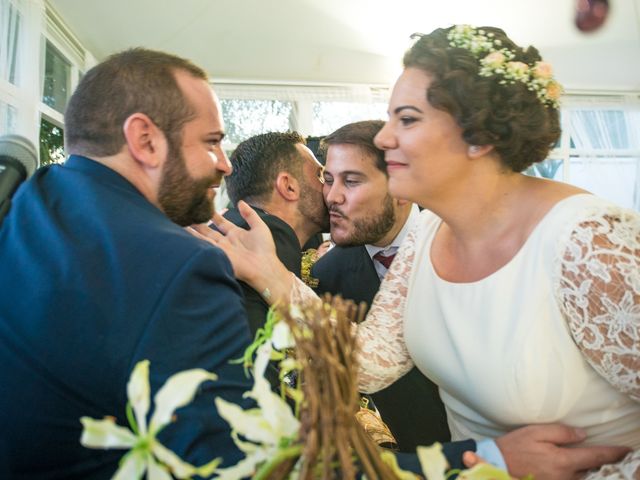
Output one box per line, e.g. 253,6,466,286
220,99,292,145
39,117,65,166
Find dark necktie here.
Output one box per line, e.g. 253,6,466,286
373,251,396,269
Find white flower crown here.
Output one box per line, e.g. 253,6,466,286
446,25,562,108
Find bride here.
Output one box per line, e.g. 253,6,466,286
195,25,639,479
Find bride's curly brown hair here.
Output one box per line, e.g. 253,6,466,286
403,26,561,172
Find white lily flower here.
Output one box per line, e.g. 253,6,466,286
271,320,295,350
249,343,299,437
416,443,512,480
379,451,421,480
215,343,300,479
80,360,221,480
127,360,151,435
417,443,448,480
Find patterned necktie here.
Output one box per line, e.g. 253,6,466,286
373,251,396,269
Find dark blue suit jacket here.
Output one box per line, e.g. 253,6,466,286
0,156,254,478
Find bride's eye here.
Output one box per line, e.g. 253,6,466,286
400,116,417,126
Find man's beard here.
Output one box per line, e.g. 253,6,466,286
331,193,395,247
299,182,330,233
158,138,218,226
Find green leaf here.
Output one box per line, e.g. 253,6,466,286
235,304,283,375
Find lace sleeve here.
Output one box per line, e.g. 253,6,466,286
556,206,640,479
583,451,640,480
290,227,418,394
290,271,322,307
355,223,419,394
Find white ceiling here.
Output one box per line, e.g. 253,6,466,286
49,0,640,92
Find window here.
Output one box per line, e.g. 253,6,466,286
312,101,388,136
0,0,21,86
525,158,564,181
527,98,640,210
567,156,639,208
0,99,17,135
39,117,65,166
220,99,293,146
565,106,640,209
214,82,390,142
42,40,72,113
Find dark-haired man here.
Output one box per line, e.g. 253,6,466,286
0,49,253,477
224,131,328,335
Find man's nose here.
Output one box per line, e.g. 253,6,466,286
214,148,232,175
324,184,344,205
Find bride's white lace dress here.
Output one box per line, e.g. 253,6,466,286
294,194,640,478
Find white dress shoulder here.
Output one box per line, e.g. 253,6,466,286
404,194,640,448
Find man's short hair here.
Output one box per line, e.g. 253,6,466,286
64,48,208,157
226,131,306,206
320,120,386,173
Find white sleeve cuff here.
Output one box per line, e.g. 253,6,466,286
475,438,507,471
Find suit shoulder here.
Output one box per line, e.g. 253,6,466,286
312,245,366,273
140,221,236,281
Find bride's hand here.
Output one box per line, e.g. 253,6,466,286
189,201,292,302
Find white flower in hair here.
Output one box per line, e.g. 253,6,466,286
447,24,563,108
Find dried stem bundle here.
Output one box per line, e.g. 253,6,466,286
272,294,400,480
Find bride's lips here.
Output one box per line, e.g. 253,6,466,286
386,160,407,172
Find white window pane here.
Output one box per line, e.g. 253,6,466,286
312,102,387,136
524,158,564,180
39,117,65,166
0,100,17,135
42,41,71,113
220,99,292,145
568,157,640,210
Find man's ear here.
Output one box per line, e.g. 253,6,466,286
122,113,167,169
274,172,300,201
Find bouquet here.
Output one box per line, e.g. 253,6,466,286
80,295,513,480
